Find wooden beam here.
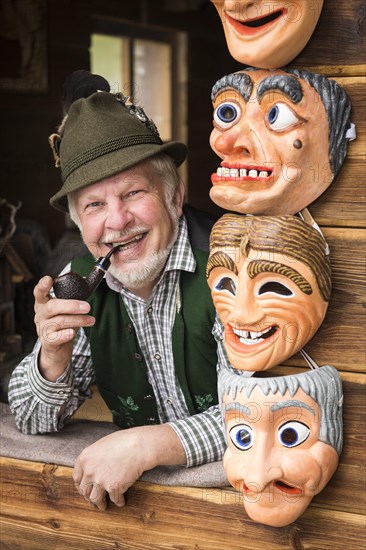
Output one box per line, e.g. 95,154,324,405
0,456,365,549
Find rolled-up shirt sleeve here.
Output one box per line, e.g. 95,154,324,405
8,328,95,434
168,403,226,467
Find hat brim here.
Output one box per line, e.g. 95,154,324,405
50,140,187,213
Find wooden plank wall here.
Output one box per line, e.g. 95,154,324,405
275,0,366,544
271,0,366,543
1,451,365,550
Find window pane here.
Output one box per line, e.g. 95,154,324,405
90,34,130,95
133,39,172,141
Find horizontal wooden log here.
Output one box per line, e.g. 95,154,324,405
0,453,365,550
302,65,366,78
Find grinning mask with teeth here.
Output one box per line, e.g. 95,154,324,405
210,0,324,69
206,213,331,372
219,364,343,527
209,68,352,215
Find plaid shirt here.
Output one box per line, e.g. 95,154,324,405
8,215,229,467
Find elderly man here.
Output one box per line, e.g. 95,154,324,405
8,72,229,511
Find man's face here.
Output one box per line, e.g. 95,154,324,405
207,247,327,371
210,69,331,215
73,162,183,293
223,385,339,527
211,1,324,69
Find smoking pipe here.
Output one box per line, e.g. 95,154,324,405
53,246,120,300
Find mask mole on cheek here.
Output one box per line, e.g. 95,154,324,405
293,139,303,149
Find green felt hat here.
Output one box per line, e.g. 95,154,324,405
49,91,187,212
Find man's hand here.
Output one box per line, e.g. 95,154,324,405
34,275,95,381
73,424,186,511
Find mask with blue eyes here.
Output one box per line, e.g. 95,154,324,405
209,68,353,216
219,364,343,527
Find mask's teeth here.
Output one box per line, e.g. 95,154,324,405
233,325,277,342
216,168,271,179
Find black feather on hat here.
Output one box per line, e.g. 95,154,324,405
62,70,110,115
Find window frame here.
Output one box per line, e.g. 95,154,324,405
91,18,183,142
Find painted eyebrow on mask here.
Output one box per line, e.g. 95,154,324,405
271,400,315,415
247,260,313,295
257,75,304,104
206,251,238,279
225,402,251,418
211,72,254,103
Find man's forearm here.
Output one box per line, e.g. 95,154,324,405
168,404,226,467
143,423,187,468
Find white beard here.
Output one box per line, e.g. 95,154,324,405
107,214,179,291
108,245,172,290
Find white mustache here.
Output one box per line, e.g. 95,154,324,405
103,226,149,243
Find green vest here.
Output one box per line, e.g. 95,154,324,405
71,209,218,429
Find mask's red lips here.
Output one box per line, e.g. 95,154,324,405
224,9,286,36
274,480,302,495
243,480,302,496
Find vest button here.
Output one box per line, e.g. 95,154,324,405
127,323,133,334
134,353,142,361
144,394,154,400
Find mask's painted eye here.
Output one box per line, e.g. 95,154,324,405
215,277,237,295
229,424,254,451
258,281,294,297
267,103,300,132
214,102,241,129
278,421,310,448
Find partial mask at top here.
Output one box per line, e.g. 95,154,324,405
211,1,324,69
210,68,352,215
